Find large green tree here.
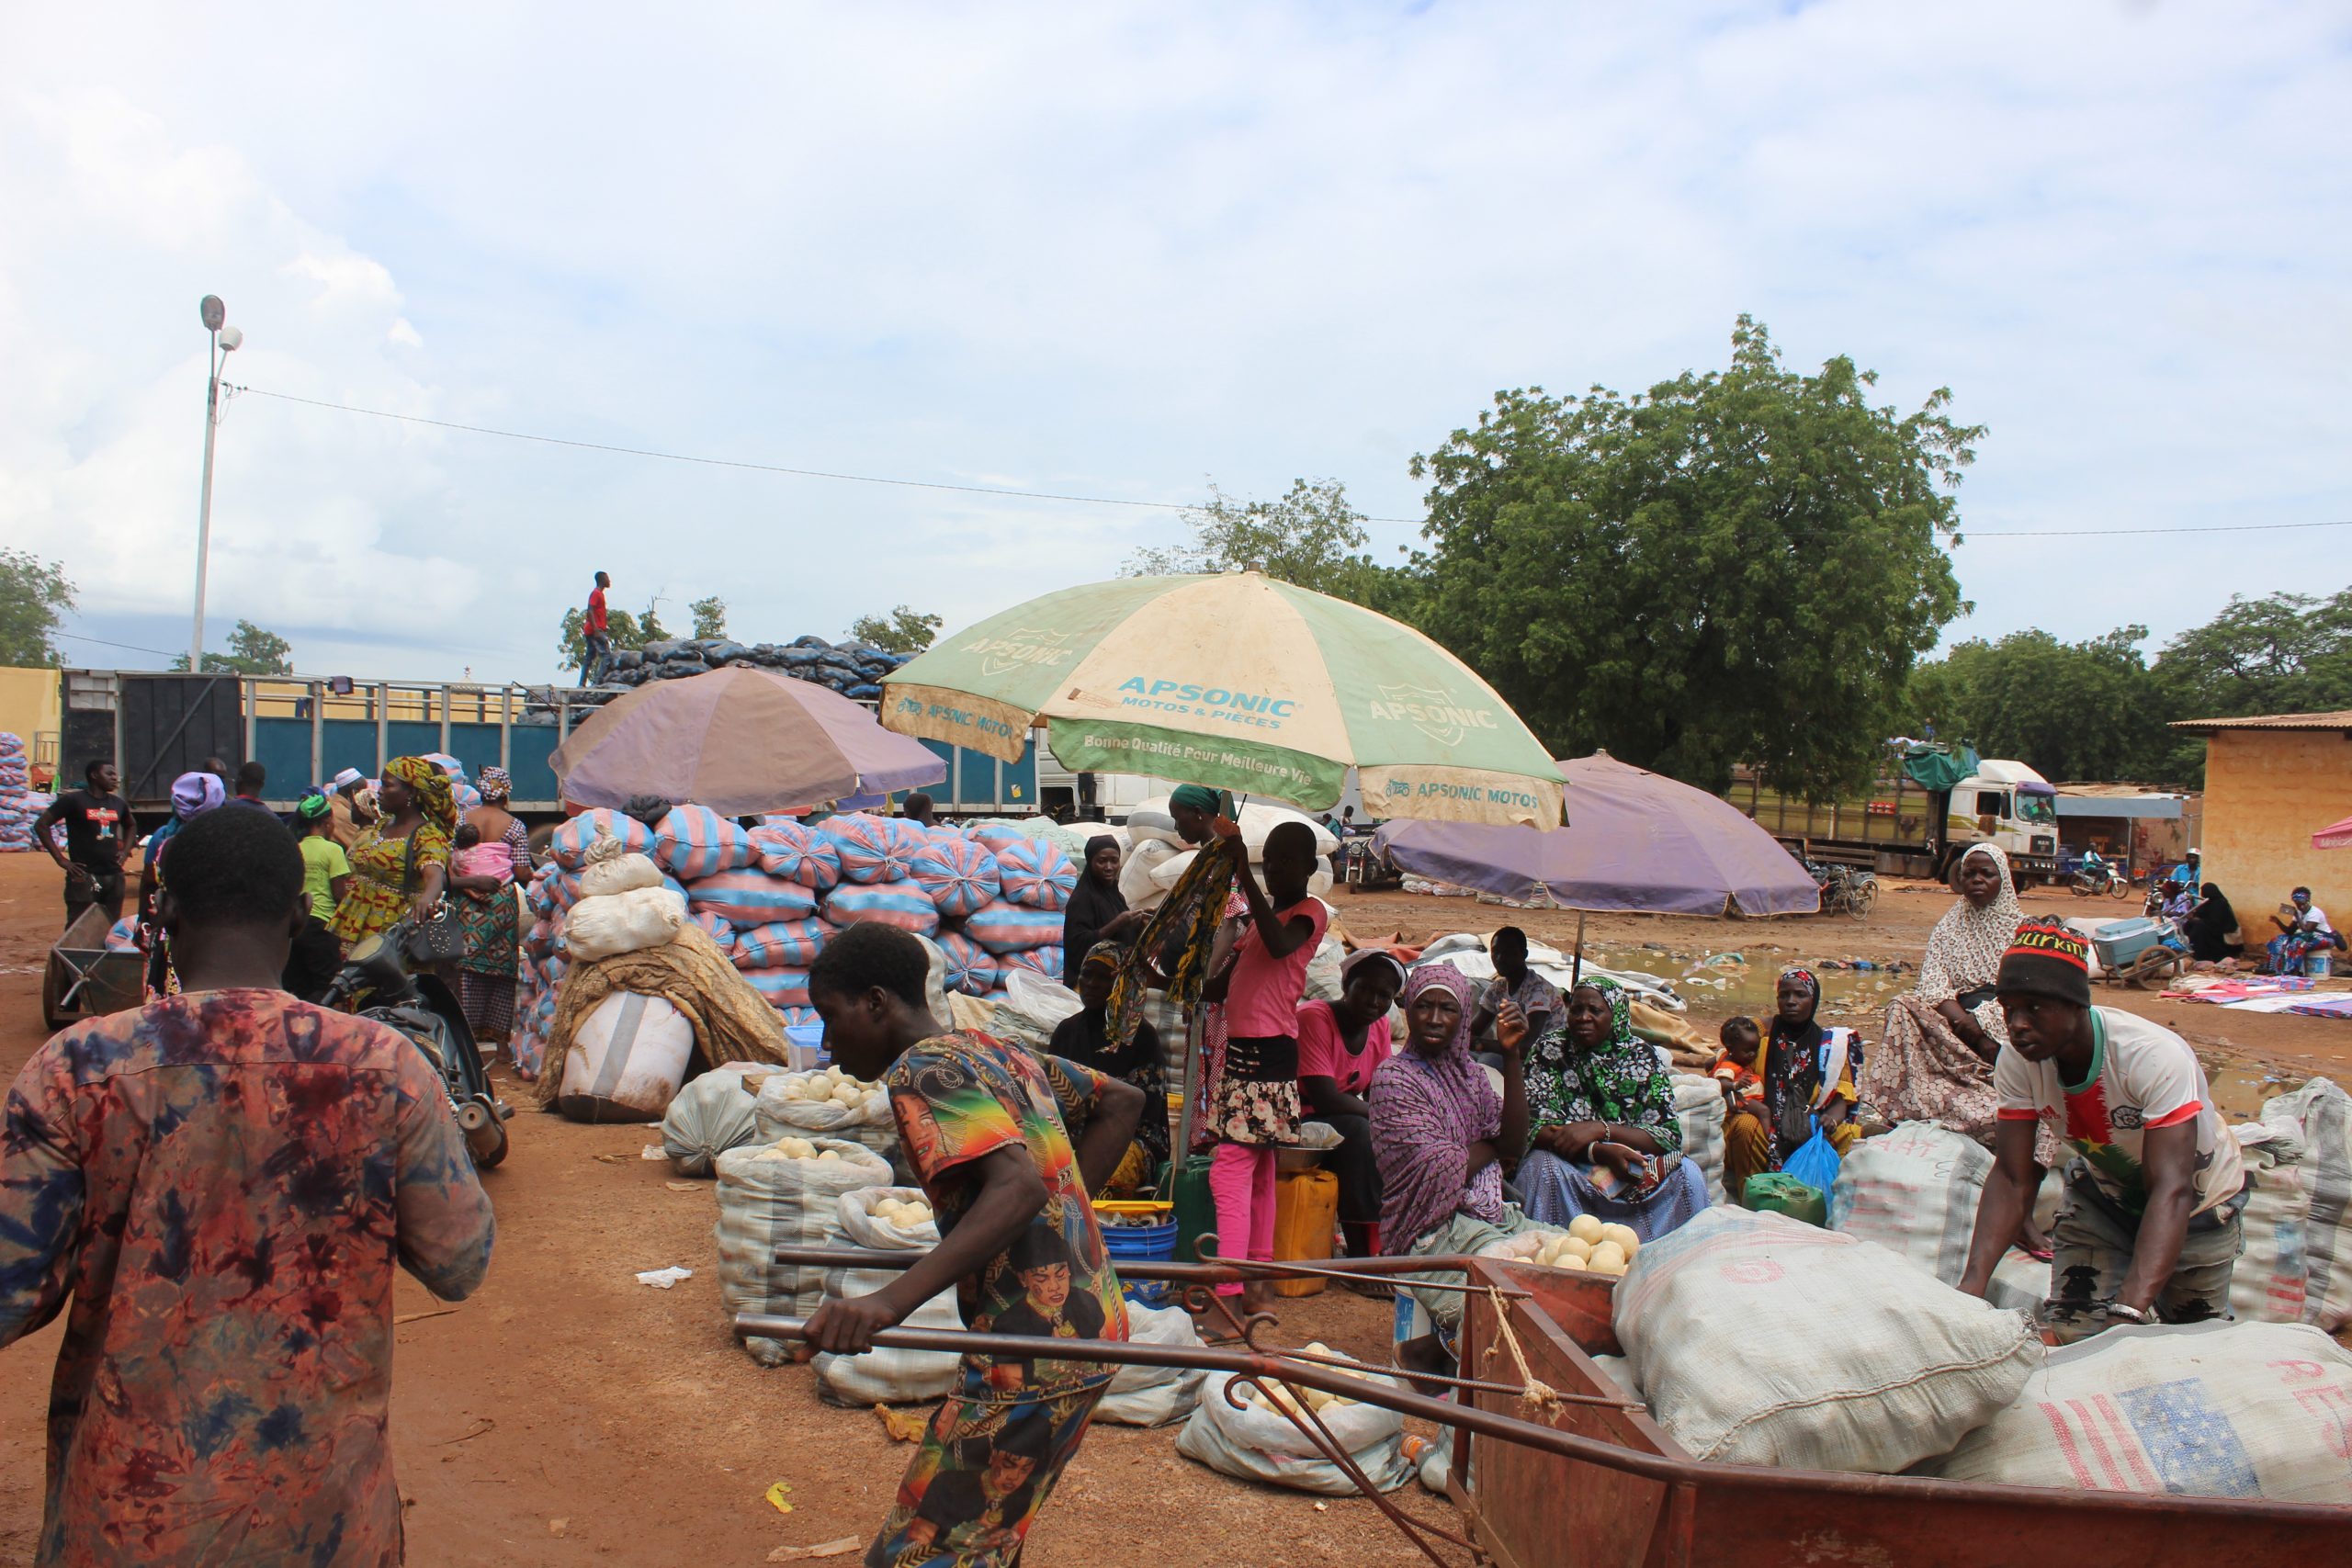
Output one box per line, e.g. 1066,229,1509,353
171,619,294,675
690,596,729,639
1411,317,1976,798
2147,588,2352,780
0,549,76,667
1125,478,1421,613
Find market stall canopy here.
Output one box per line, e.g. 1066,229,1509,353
881,571,1564,826
1374,751,1820,917
2315,814,2352,851
552,666,944,815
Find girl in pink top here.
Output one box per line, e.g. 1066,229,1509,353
1295,949,1407,1266
1198,820,1325,1325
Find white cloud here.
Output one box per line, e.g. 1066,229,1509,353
1,1,2346,686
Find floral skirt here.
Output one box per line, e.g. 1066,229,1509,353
1208,1034,1301,1145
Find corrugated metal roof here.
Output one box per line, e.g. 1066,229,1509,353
2170,710,2352,734
2053,795,2183,820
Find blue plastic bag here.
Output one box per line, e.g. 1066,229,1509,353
1781,1123,1844,1193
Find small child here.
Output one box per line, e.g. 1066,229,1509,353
449,822,514,881
1712,1015,1764,1115
1202,819,1327,1319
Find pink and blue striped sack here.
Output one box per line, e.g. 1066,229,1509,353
819,813,922,884
963,899,1064,955
741,967,812,1009
966,821,1032,856
823,883,941,936
907,835,1001,918
937,930,997,994
1000,945,1066,981
526,870,582,919
688,909,737,957
734,918,831,970
450,782,482,817
686,869,820,925
993,838,1077,911
748,822,842,891
549,809,655,870
653,805,755,880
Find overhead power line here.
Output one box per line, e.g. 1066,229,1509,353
232,383,2347,542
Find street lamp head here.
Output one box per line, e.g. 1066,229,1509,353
218,325,243,352
200,295,226,332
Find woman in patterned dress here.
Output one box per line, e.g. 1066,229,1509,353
328,757,454,952
1514,976,1709,1242
451,766,531,1061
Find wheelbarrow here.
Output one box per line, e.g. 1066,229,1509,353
42,904,146,1032
748,1246,2352,1568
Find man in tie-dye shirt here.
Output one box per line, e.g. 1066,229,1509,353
0,806,496,1566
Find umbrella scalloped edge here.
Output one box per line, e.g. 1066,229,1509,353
1360,763,1566,829
879,682,1035,764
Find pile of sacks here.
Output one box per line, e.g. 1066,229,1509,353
593,634,912,699
1623,1194,2352,1503
1114,796,1338,912
516,806,1080,1061
0,734,40,852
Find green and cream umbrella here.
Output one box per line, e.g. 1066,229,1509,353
881,571,1564,826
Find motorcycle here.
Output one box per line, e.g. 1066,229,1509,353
1805,858,1879,919
321,920,513,1168
2069,857,2133,900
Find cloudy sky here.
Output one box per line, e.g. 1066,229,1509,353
5,2,2346,684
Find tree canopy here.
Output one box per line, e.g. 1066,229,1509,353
0,549,76,668
1410,317,1976,799
1902,589,2352,785
171,619,293,675
1125,478,1421,615
690,596,728,639
848,606,944,654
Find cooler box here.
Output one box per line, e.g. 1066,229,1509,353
2091,918,2164,971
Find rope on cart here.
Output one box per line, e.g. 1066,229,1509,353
1476,1283,1563,1420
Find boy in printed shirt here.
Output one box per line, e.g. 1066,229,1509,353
805,924,1144,1568
1960,920,2246,1341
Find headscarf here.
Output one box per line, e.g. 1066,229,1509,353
384,755,457,830
1105,832,1238,1050
1527,975,1682,1152
1340,948,1408,994
1566,974,1635,1049
1080,940,1125,980
171,772,226,821
1170,784,1223,817
1370,963,1505,1254
1060,836,1130,986
295,790,333,823
477,765,513,804
1778,966,1821,1020
1916,842,2024,1020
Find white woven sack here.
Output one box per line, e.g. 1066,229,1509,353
992,971,1081,1050
1669,1075,1726,1203
661,1066,762,1176
837,1186,940,1249
577,849,665,899
754,1070,891,1136
1926,1321,2352,1503
1130,797,1339,858
2264,1077,2352,1331
2231,1124,2313,1325
1175,1368,1412,1495
562,886,686,962
811,1186,960,1404
1617,1207,2041,1472
1093,1303,1205,1427
1826,1122,2052,1315
715,1138,893,1366
1119,839,1178,910
559,990,695,1121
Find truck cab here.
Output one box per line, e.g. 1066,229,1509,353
1947,759,2059,881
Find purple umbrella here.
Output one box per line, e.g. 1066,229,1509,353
1374,751,1820,917
552,666,945,814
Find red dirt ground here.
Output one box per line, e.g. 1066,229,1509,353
0,859,2344,1564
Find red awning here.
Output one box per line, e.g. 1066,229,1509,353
2314,814,2352,851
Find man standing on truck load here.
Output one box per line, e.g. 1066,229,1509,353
37,760,136,931
582,570,613,685
1958,920,2246,1342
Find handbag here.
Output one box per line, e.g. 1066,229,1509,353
397,826,465,967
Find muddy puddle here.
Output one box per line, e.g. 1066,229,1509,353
1577,942,1912,1025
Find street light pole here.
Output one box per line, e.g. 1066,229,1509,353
190,294,240,670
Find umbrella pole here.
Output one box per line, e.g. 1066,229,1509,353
1571,911,1586,988
1174,1004,1200,1175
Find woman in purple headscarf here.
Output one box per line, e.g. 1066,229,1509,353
1370,962,1549,1352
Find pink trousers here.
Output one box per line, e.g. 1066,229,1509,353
1208,1143,1277,1297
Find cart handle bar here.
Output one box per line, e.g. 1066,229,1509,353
731,1314,2351,1524
769,1243,1531,1298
